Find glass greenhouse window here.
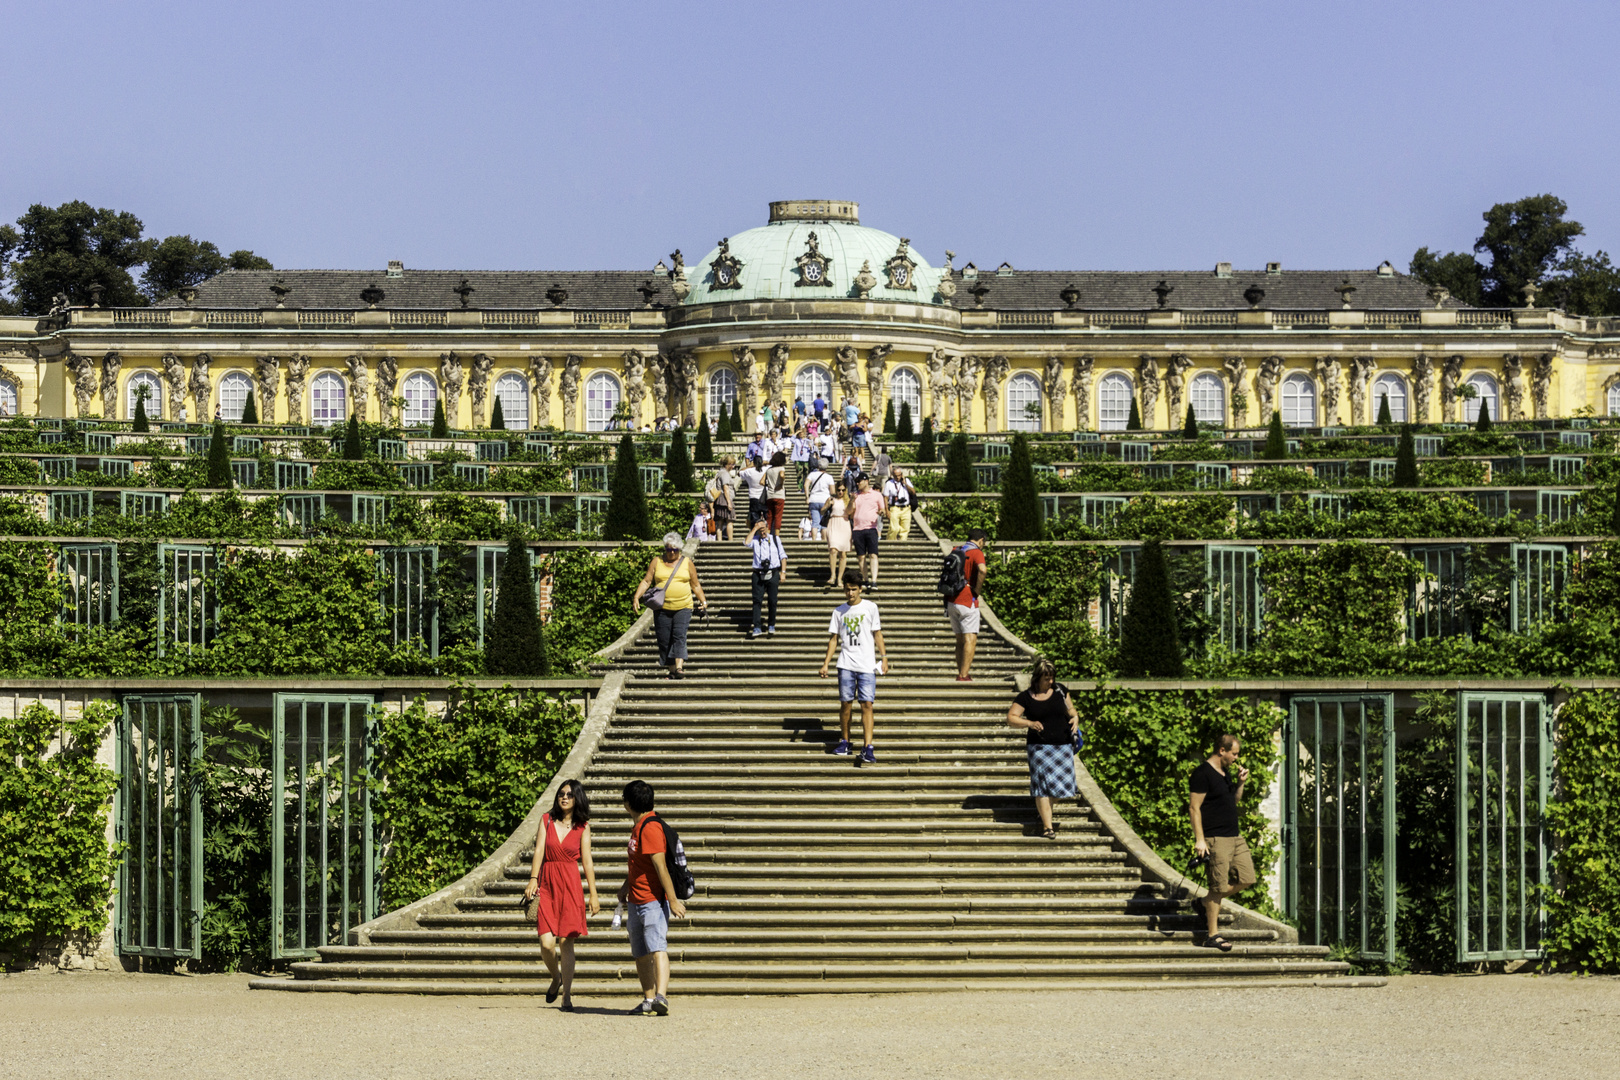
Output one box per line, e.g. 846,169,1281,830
402,372,438,425
1098,373,1133,431
1005,372,1041,431
1189,372,1224,424
494,372,529,429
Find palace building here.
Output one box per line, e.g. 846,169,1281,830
3,198,1619,431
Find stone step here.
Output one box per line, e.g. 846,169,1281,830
371,924,1262,945
420,907,1213,930
253,973,1386,994
502,849,1127,872
311,942,1321,965
452,892,1172,914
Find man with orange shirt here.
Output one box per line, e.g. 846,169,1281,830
618,779,686,1015
947,527,989,681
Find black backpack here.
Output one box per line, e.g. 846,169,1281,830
936,542,977,599
645,815,696,901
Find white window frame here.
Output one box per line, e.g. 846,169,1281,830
1281,373,1316,427
0,378,18,418
1005,372,1042,432
494,372,529,429
1189,372,1225,425
310,371,347,425
402,371,438,426
126,371,163,420
1464,372,1499,423
218,371,253,421
584,371,621,432
794,364,832,405
1098,372,1133,431
1608,381,1620,417
706,367,737,420
888,368,922,425
1373,373,1408,423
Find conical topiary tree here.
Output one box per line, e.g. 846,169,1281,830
342,412,363,459
730,398,743,435
943,433,976,493
1263,411,1287,459
1117,539,1184,678
241,388,259,425
917,416,937,463
897,401,914,441
665,426,695,493
132,388,150,433
490,395,506,430
1393,424,1419,487
603,432,653,540
484,533,550,676
1376,393,1394,426
206,418,232,488
693,413,714,464
1475,398,1493,432
431,399,449,437
883,400,896,434
716,404,733,442
997,432,1042,541
1182,403,1198,440
1126,397,1143,431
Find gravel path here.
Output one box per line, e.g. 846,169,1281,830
2,971,1617,1079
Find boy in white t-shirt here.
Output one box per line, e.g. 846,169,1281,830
818,570,889,765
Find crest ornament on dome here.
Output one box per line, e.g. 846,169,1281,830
794,231,833,288
884,237,918,291
709,239,744,291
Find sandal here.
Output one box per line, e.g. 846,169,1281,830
1200,935,1234,952
1041,827,1058,840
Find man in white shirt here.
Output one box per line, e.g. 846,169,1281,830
803,461,835,541
818,570,889,765
882,469,917,541
816,429,839,465
746,520,787,637
740,457,769,529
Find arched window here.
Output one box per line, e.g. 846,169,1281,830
310,371,346,425
1464,372,1499,423
1005,372,1042,431
0,378,18,418
1281,373,1316,427
218,371,253,421
706,367,737,420
794,364,832,405
1098,372,1133,431
1608,381,1620,417
494,372,529,429
888,368,922,426
584,371,621,431
1372,373,1408,423
126,371,162,420
402,371,438,426
1189,372,1225,425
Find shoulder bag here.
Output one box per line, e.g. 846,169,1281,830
646,554,686,611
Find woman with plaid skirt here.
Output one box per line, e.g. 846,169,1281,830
1007,658,1080,840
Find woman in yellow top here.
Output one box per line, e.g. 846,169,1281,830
632,532,709,680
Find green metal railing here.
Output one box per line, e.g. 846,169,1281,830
157,544,215,655
272,694,378,960
378,546,438,656
1206,545,1262,653
117,694,202,959
59,542,119,629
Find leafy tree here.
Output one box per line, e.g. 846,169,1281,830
897,400,914,441
1117,539,1183,678
1543,250,1620,318
431,399,449,438
489,396,506,430
942,433,976,493
483,534,550,676
132,385,150,433
693,413,713,464
1126,397,1143,431
240,388,259,425
1409,247,1486,307
1376,393,1394,426
716,405,732,443
140,235,271,302
1475,397,1493,432
664,426,695,493
342,413,364,459
916,416,936,462
883,399,896,434
1393,425,1419,487
603,433,652,540
3,201,152,312
997,433,1042,541
206,419,232,488
1182,403,1198,439
1411,194,1585,310
1263,411,1287,459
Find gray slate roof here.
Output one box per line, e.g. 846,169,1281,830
160,266,1458,312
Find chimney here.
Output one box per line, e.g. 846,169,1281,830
387,260,404,278
1266,262,1282,275
1214,262,1232,278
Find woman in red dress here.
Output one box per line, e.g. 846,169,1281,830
524,779,599,1010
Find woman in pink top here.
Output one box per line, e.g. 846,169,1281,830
848,475,887,591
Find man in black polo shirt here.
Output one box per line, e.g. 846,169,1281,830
1188,734,1254,951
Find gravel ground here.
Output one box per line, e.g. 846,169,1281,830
2,971,1617,1080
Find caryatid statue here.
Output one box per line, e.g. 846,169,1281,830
283,354,309,424
189,354,213,420
1072,356,1094,429
529,356,553,427
1041,357,1066,431
955,354,981,432
941,353,962,428
255,355,280,422
1501,354,1525,421
100,352,122,419
65,354,97,418
559,355,583,431
1164,354,1193,427
1222,356,1248,426
1440,355,1465,421
1348,356,1375,426
980,355,1009,432
346,355,371,421
1411,354,1434,423
928,349,951,422
439,352,466,427
468,353,495,427
161,352,187,421
622,349,647,425
835,344,861,408
375,356,399,423
865,344,893,422
1256,356,1284,423
1532,352,1554,419
648,351,669,420
735,346,760,421
1315,356,1342,426
1136,355,1160,429
766,343,790,407
680,350,700,425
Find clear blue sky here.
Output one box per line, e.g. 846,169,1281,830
6,0,1618,275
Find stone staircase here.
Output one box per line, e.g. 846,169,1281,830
252,467,1373,994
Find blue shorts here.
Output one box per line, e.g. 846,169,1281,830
838,668,877,703
808,501,827,528
627,899,670,958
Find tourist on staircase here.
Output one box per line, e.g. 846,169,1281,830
790,426,813,489
1190,735,1255,952
871,441,893,485
943,527,989,681
765,451,789,536
747,519,786,637
804,459,834,542
630,534,708,680
523,779,598,1012
708,456,737,541
824,481,851,588
1006,659,1080,840
849,474,887,593
740,455,768,529
818,570,889,765
841,453,863,494
883,468,915,541
619,780,685,1016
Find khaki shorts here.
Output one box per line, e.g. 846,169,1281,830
947,603,981,635
1207,834,1256,894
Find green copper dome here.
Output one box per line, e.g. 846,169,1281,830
680,202,944,306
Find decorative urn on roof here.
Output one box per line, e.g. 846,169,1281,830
853,260,877,299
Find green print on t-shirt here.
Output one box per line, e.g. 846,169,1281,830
840,613,867,642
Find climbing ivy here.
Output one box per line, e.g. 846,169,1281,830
1545,689,1620,972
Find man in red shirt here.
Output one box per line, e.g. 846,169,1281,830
947,527,989,681
617,779,686,1015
